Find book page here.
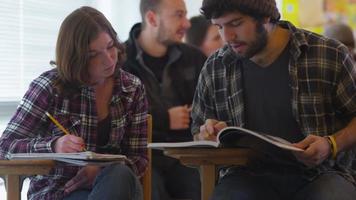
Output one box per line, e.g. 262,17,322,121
148,140,219,150
218,127,303,152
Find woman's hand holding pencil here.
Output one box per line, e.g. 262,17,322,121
45,112,86,153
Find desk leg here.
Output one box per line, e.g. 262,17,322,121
6,175,20,200
200,165,216,200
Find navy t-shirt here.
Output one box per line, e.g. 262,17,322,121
241,43,305,169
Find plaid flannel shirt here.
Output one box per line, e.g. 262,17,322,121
191,21,356,177
0,68,148,199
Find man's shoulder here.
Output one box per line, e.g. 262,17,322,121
299,29,336,46
174,43,206,60
287,22,346,51
124,38,137,58
291,28,351,62
124,23,142,59
197,46,232,82
122,37,139,72
203,45,235,69
165,43,207,73
175,43,201,53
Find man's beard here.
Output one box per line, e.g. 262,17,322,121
156,21,180,46
236,21,268,59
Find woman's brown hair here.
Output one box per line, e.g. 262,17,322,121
54,6,125,95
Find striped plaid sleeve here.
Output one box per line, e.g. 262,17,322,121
191,58,217,136
334,46,356,117
0,73,57,158
121,81,148,177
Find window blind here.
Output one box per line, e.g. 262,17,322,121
0,0,94,102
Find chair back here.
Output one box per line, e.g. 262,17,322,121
142,114,152,200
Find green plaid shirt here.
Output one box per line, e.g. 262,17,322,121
191,21,356,173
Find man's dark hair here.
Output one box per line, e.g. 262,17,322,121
201,0,280,23
140,0,162,27
186,15,211,48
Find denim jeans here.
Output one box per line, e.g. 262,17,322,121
211,167,356,200
63,164,142,200
152,154,201,200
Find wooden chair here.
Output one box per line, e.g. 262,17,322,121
142,114,152,200
0,114,153,200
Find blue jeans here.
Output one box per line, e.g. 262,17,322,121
152,154,201,200
211,167,356,200
63,164,142,200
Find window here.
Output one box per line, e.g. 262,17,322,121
0,0,97,102
0,0,205,133
0,0,99,133
0,0,143,133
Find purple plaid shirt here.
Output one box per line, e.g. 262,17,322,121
0,68,148,199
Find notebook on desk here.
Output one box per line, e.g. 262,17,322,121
7,151,127,166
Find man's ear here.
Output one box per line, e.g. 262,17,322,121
263,17,271,24
146,10,158,27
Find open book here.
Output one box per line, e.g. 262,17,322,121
7,151,127,166
148,126,303,152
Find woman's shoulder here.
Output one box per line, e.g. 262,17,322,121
117,68,144,93
19,69,58,106
30,68,58,90
34,68,58,82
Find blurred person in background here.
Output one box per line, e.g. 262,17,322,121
123,0,206,199
324,23,356,61
185,15,224,56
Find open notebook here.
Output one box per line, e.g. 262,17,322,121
7,151,127,166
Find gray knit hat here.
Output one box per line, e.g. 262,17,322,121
235,0,280,21
201,0,280,21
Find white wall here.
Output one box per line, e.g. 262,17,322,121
100,0,203,41
101,0,141,41
186,0,203,17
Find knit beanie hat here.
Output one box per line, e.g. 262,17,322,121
235,0,280,21
201,0,280,21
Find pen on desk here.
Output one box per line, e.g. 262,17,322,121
45,112,86,151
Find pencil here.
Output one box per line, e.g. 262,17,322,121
45,112,87,151
45,112,71,135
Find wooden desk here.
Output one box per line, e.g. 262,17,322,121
164,148,250,200
0,160,55,200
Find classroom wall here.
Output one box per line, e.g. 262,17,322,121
280,0,356,35
107,0,203,41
